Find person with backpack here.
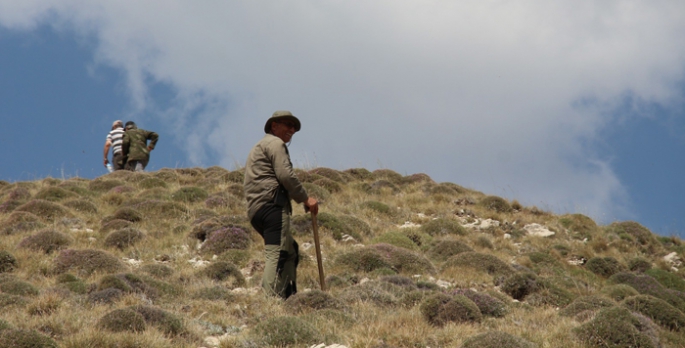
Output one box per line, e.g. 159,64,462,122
244,110,318,299
122,121,159,172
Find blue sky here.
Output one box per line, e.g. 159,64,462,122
0,2,684,237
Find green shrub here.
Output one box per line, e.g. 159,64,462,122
0,280,39,296
57,274,88,294
608,272,685,313
223,169,245,184
200,226,252,255
476,235,494,249
141,264,174,279
585,256,626,278
132,200,189,219
601,284,640,302
337,214,372,237
309,167,347,182
251,316,322,347
17,229,72,253
14,200,73,222
112,207,143,222
285,289,347,314
0,199,23,214
130,305,185,336
301,183,330,201
420,218,466,236
501,273,539,300
607,221,659,253
34,187,77,202
0,318,10,331
343,168,372,181
100,219,133,233
558,214,598,239
88,288,123,304
6,187,31,201
573,306,658,348
622,295,685,331
53,249,125,276
138,177,168,189
559,295,615,318
371,169,404,183
338,282,399,307
171,186,209,203
360,201,393,215
427,239,473,261
312,178,343,193
98,274,133,292
88,179,125,192
525,282,575,307
1,211,45,235
199,261,245,287
0,293,27,309
528,252,558,265
419,293,482,326
291,212,364,242
369,180,401,194
97,308,147,333
443,252,515,277
336,247,392,273
193,286,235,301
0,251,17,273
372,231,419,250
645,268,685,291
461,331,537,348
371,244,435,274
479,196,512,213
0,329,58,348
402,173,434,185
62,199,98,214
628,257,653,272
452,289,508,317
103,228,146,250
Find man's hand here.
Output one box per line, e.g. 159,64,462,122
304,197,319,216
147,146,153,151
103,159,109,167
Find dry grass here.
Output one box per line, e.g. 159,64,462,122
0,166,683,347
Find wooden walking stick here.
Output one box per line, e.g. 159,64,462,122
311,212,326,291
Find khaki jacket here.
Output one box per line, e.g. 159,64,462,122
122,128,159,162
244,134,308,220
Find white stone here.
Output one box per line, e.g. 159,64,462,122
301,242,313,251
479,219,500,229
398,221,421,229
123,258,142,267
523,223,555,237
503,233,512,239
359,277,370,285
341,234,357,243
188,257,210,268
204,336,220,347
436,280,452,288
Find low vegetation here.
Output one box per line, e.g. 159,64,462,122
0,166,683,347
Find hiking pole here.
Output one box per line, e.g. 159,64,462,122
311,212,326,291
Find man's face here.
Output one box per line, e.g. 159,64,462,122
272,120,297,143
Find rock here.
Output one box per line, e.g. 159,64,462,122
523,223,555,237
398,221,421,229
341,234,357,243
436,280,452,288
204,336,220,347
663,252,682,269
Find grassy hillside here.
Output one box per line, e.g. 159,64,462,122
0,166,684,347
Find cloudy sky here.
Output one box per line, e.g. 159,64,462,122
1,1,684,236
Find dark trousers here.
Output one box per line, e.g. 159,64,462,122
112,152,126,170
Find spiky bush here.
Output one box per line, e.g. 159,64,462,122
138,177,168,189
0,293,27,308
607,221,659,253
0,280,39,296
344,168,372,180
573,306,658,348
370,243,436,274
525,282,575,307
428,239,473,261
14,199,73,222
420,218,466,236
339,282,399,307
601,284,640,302
461,331,537,348
171,186,208,203
558,213,598,239
17,229,72,253
0,251,17,273
559,295,615,318
622,295,685,331
56,273,88,294
0,211,45,235
103,227,145,250
131,200,188,219
645,268,685,291
360,200,393,215
372,230,419,250
198,261,245,286
608,272,685,313
301,182,330,201
193,285,235,301
141,264,174,279
0,329,58,348
111,207,143,222
368,180,401,194
53,249,125,276
291,212,363,242
501,273,539,300
34,187,77,202
313,178,343,193
130,305,185,336
0,199,23,213
420,293,482,326
88,179,125,192
337,214,372,237
88,288,123,304
6,187,31,201
250,316,322,347
443,252,515,277
199,226,251,255
62,199,98,214
100,219,133,233
628,257,653,272
308,167,347,182
479,196,512,213
453,289,508,317
285,289,347,313
97,308,147,333
585,256,626,278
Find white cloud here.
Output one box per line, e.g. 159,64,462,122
1,0,684,222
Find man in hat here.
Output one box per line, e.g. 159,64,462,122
244,110,318,299
103,120,126,171
122,121,159,172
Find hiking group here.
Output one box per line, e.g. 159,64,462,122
102,111,319,300
103,120,159,172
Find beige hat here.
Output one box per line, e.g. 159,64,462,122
264,110,301,133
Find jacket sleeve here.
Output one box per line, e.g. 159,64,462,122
146,131,159,149
122,132,130,156
268,140,308,204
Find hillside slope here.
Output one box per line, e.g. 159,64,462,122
0,167,684,347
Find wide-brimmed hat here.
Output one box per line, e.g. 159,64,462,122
264,110,301,133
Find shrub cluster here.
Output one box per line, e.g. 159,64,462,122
103,227,146,250
0,329,58,348
622,295,685,331
585,256,626,278
285,289,347,313
573,306,659,348
461,331,537,348
452,289,508,317
97,308,147,333
442,252,515,277
199,226,252,255
14,199,73,222
419,293,482,326
198,261,245,287
479,196,512,213
53,249,125,276
18,229,72,253
250,316,322,347
420,218,466,236
0,251,17,273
